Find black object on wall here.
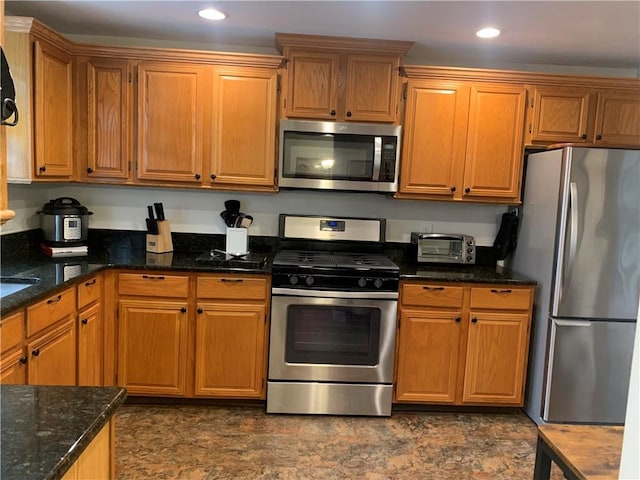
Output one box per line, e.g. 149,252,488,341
493,211,519,260
1,47,19,126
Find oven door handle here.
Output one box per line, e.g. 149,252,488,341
272,287,398,300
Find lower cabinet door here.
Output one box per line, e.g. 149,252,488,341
194,303,266,398
27,317,77,386
395,310,462,403
462,311,530,405
0,349,28,385
117,299,188,396
78,303,103,386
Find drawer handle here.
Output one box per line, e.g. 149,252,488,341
19,356,27,364
471,316,478,324
32,348,40,357
490,289,512,294
84,279,97,286
141,275,165,280
423,286,444,291
221,278,244,283
47,294,62,304
81,318,89,325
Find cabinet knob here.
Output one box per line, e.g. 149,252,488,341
465,187,471,194
596,134,602,140
197,308,203,314
32,349,40,357
471,316,478,324
81,318,89,325
210,174,217,180
39,165,46,173
581,134,587,140
455,317,461,323
19,356,27,364
195,173,201,180
87,167,94,174
330,110,336,116
450,186,456,193
180,307,187,313
346,111,352,117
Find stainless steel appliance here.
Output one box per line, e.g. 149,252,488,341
512,147,639,425
38,197,93,246
278,120,401,193
410,233,476,265
267,215,400,416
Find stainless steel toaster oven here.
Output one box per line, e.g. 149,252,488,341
410,233,476,265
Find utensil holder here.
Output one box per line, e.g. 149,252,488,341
226,227,248,255
146,220,173,253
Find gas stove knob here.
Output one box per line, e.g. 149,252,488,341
467,247,474,253
305,276,315,286
358,278,367,288
467,256,473,262
374,278,383,289
289,275,299,285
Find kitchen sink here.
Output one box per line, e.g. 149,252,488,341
0,276,40,299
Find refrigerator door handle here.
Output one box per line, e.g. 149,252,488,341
559,181,579,305
554,319,591,327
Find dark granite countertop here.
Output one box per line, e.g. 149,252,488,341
0,385,127,480
1,229,535,316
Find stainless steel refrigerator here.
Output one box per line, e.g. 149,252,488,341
512,146,639,425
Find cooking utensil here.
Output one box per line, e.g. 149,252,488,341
38,197,93,246
154,202,165,221
224,199,240,213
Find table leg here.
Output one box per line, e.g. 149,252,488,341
533,436,552,480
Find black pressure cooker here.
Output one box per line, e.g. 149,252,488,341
38,197,93,246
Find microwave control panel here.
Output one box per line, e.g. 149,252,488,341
379,139,397,181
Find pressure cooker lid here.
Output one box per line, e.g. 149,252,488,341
40,197,92,215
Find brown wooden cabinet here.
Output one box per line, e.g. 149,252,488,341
399,71,527,203
27,317,77,385
395,281,533,406
526,83,640,147
277,33,412,123
61,421,114,480
208,66,278,189
4,17,75,182
79,57,133,182
77,302,102,386
194,275,269,398
117,272,190,396
1,310,27,384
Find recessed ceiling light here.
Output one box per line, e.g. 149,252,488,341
198,8,227,21
476,27,501,39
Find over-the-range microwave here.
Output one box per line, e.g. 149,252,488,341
278,119,402,193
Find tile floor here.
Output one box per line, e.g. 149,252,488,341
115,404,566,479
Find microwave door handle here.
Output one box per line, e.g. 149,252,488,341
372,136,382,180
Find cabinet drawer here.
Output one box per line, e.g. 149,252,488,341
118,273,189,298
197,276,267,300
1,311,24,353
401,284,463,308
27,287,76,337
77,274,102,310
470,287,532,311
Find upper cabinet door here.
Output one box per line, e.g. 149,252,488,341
136,63,207,183
345,54,400,123
463,84,526,201
34,40,73,178
209,67,278,189
594,89,640,146
528,86,595,144
284,51,338,120
86,58,133,181
399,80,469,197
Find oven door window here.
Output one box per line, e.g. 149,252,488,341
282,132,375,181
285,304,381,366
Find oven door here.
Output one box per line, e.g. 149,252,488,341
269,288,398,384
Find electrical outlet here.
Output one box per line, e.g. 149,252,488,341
422,223,433,233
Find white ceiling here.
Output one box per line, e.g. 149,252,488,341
5,1,640,71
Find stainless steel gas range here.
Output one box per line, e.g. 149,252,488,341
267,215,400,416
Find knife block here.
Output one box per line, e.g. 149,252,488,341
146,220,173,253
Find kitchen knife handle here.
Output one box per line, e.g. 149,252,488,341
147,205,155,220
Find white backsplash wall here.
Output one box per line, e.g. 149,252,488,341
2,183,508,246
